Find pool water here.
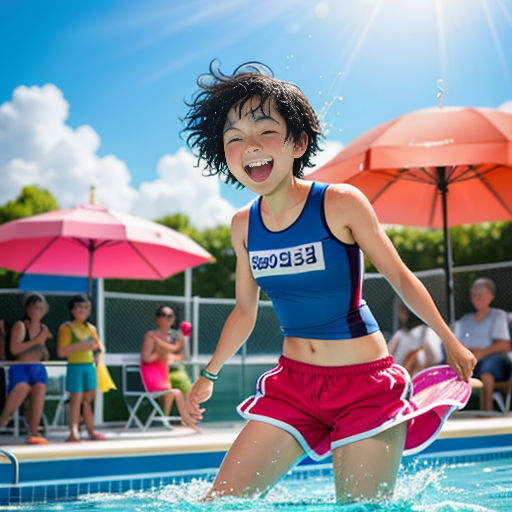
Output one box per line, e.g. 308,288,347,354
5,451,512,512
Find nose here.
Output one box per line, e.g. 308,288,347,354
243,135,262,154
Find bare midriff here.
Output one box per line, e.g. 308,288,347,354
17,345,46,363
282,331,389,367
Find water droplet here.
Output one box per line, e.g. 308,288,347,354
256,471,260,476
318,90,322,95
338,96,344,102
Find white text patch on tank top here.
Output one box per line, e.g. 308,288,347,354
249,241,325,278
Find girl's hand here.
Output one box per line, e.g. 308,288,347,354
188,377,211,420
87,338,100,351
444,341,477,382
41,324,53,341
470,348,486,361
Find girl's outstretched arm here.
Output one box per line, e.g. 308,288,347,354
324,184,476,381
188,208,260,416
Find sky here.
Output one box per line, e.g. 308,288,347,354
1,0,511,229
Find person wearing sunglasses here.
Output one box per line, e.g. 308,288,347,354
140,305,200,432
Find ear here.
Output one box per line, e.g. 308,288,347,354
293,131,308,158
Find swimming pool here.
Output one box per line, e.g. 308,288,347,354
1,417,512,510
4,447,512,511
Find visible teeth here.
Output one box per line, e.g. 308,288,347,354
247,159,271,167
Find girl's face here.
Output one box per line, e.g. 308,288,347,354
156,307,175,329
223,97,307,194
72,300,91,322
26,300,47,321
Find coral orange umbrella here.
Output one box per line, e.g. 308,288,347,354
309,106,512,325
0,203,213,297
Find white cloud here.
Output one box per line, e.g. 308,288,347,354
498,100,512,113
0,84,235,229
133,148,236,229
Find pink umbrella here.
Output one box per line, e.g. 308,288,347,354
0,204,213,296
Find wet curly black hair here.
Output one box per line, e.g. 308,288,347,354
181,60,323,187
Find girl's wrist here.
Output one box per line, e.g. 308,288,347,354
200,368,220,381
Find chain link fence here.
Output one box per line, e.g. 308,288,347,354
1,259,512,423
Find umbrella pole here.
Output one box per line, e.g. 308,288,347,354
438,167,456,327
88,240,94,299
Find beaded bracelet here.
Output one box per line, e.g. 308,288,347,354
200,368,219,381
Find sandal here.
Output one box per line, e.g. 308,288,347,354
26,435,49,445
88,430,106,441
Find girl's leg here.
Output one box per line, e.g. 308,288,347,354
68,392,83,441
82,390,96,435
0,383,31,429
28,383,46,437
332,422,407,503
170,389,201,433
159,391,174,416
205,420,304,499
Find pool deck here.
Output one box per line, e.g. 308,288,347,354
1,411,512,464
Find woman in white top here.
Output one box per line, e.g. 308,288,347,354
388,299,443,375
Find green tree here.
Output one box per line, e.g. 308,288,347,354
365,221,512,273
0,186,59,288
0,185,59,224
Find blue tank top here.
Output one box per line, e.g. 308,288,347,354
247,182,380,340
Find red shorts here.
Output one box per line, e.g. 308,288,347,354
238,356,470,461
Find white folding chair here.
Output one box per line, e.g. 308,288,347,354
122,364,179,430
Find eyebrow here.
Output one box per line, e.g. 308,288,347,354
223,114,280,135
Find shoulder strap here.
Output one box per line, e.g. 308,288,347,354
65,321,80,342
247,197,264,250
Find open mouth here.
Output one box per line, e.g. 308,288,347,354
244,158,273,182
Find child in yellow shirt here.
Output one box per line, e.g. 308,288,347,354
58,294,105,442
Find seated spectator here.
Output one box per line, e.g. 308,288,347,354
388,298,444,375
58,294,106,442
141,305,200,432
455,277,511,411
0,293,52,444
